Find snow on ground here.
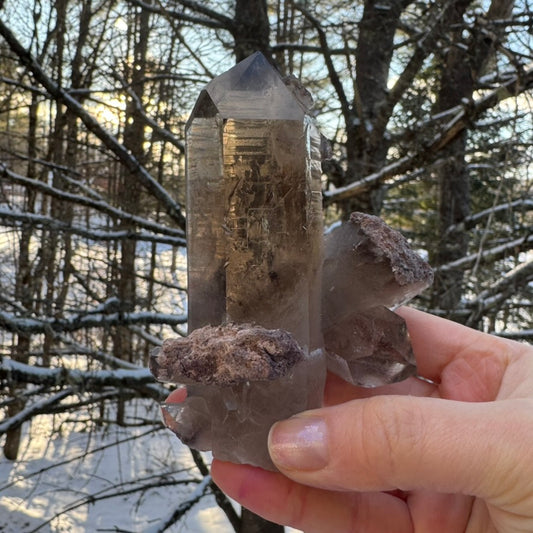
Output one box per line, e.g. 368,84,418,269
0,400,301,532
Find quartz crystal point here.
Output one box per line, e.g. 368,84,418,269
157,52,325,470
322,213,434,386
185,51,323,347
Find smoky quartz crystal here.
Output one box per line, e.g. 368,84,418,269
150,53,433,470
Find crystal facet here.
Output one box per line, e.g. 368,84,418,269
323,305,417,387
151,53,434,470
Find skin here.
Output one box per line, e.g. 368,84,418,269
208,307,533,533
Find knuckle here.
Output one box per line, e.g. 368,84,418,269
360,396,426,487
286,482,310,528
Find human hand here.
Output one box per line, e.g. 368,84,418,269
211,307,533,533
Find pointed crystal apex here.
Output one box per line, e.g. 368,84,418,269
190,52,305,120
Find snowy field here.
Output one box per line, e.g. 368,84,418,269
0,400,301,532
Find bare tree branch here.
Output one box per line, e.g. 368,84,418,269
446,198,533,233
0,389,74,433
144,476,211,533
325,65,533,204
438,233,533,272
295,4,352,123
464,260,533,323
122,84,186,153
0,309,187,334
0,207,186,246
0,18,186,229
0,162,185,239
128,0,234,30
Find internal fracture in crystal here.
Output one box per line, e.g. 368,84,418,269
150,52,434,470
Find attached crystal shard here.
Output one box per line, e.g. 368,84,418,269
322,213,433,386
323,212,434,329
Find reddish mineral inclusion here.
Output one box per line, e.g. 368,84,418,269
151,324,323,470
150,53,433,470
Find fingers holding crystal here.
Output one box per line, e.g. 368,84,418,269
396,307,520,402
165,387,187,404
267,396,533,506
211,460,413,533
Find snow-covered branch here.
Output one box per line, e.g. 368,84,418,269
0,162,185,240
0,359,168,416
325,64,533,204
430,66,533,152
0,388,74,433
445,198,533,233
460,260,533,329
0,357,154,389
0,309,187,334
437,234,533,272
0,207,186,246
495,329,533,340
324,155,415,203
469,260,533,310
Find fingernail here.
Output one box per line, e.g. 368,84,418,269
268,415,328,471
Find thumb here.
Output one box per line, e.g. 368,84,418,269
268,396,531,501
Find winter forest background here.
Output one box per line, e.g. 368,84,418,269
0,0,532,531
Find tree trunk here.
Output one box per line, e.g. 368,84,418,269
432,0,515,316
113,3,150,370
3,91,39,460
234,0,270,62
239,510,283,533
343,0,410,215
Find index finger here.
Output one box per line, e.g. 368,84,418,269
396,307,517,383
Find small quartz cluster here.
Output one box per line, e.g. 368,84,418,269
150,52,433,470
151,212,432,469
